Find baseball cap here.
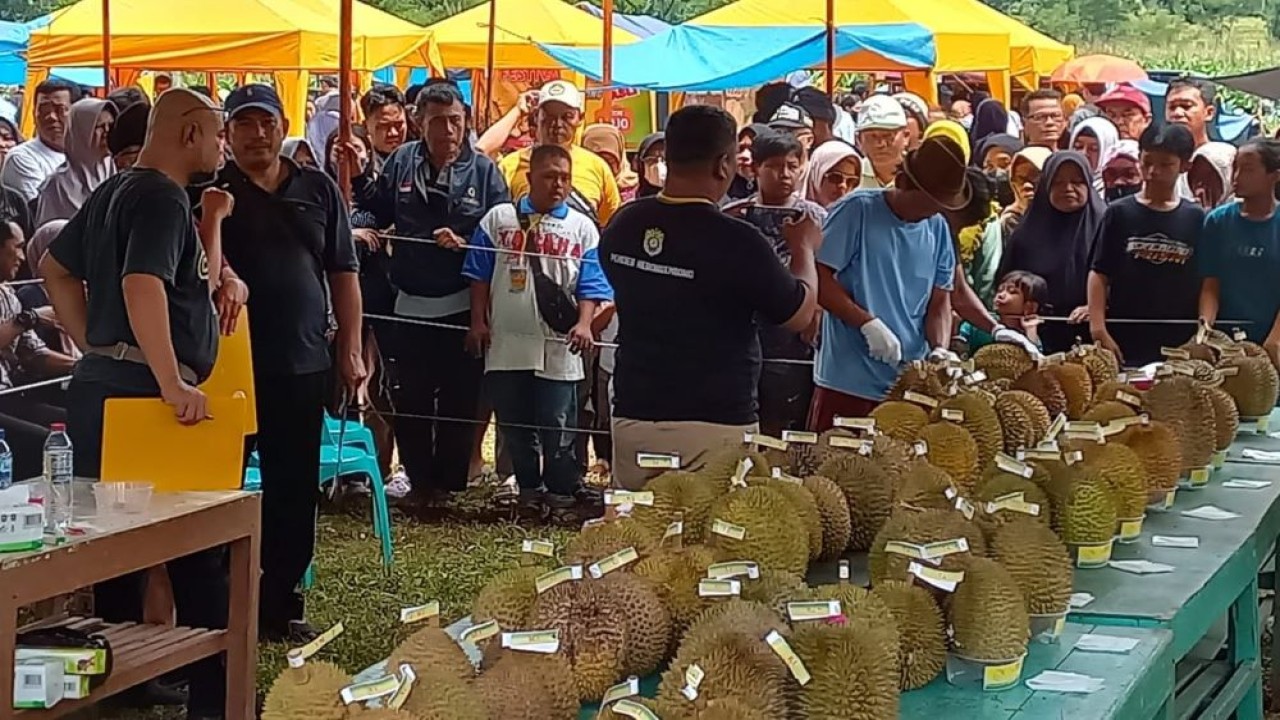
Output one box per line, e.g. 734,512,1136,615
537,80,584,111
1096,84,1151,115
223,83,282,119
856,95,908,132
892,92,929,121
769,103,814,130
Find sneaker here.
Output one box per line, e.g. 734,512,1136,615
385,471,411,499
496,474,519,498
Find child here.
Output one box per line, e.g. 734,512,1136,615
961,271,1046,353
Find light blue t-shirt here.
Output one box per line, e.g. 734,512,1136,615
815,190,956,401
1200,202,1280,343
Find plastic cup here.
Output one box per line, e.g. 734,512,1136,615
92,482,154,515
945,651,1026,691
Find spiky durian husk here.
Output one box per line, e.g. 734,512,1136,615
872,580,947,690
804,475,853,561
1012,368,1069,419
973,343,1036,382
632,544,719,639
747,478,823,561
918,421,979,496
1119,421,1182,493
1208,385,1241,451
989,517,1073,615
870,400,931,443
818,454,893,552
868,509,985,586
1043,362,1094,419
261,661,349,720
1220,353,1280,418
790,618,901,720
947,557,1030,661
1080,400,1138,426
475,650,578,720
564,517,660,566
589,572,672,678
741,569,814,618
1145,375,1215,471
886,360,948,400
471,565,547,635
697,446,772,493
935,391,1004,473
894,462,956,512
400,673,487,720
386,626,474,683
811,582,898,630
632,470,720,543
1057,470,1118,545
532,579,629,702
658,630,797,720
1079,442,1150,521
706,485,809,575
973,471,1052,535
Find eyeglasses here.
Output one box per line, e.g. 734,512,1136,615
823,171,858,186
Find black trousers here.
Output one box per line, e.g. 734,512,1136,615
378,311,483,493
248,371,325,634
66,374,229,716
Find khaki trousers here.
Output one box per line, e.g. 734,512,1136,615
611,417,759,490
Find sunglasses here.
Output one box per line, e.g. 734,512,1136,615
823,171,859,186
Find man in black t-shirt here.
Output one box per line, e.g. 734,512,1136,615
601,105,820,490
1089,123,1205,367
43,89,237,720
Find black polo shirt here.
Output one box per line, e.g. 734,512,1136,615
49,168,218,388
215,159,359,376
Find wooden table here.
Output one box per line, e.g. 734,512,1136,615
0,483,260,718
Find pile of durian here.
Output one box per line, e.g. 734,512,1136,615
261,332,1279,719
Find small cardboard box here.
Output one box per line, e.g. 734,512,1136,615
0,503,43,553
15,647,108,676
13,660,63,709
62,674,91,700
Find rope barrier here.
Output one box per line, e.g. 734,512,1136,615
377,231,602,264
0,375,70,397
368,408,612,437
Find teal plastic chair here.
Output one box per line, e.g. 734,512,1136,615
320,424,394,569
324,412,377,457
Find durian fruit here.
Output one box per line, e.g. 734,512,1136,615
1180,339,1220,363
706,485,809,574
1056,470,1118,546
747,478,823,561
872,580,947,690
633,471,720,543
814,427,863,468
531,578,629,702
989,517,1073,615
935,392,1004,472
919,422,980,495
811,579,897,629
1012,368,1069,419
679,600,787,662
386,626,474,682
1146,375,1216,472
632,544,719,638
474,650,578,720
886,360,948,400
564,517,659,566
995,391,1052,451
1092,380,1144,410
742,569,814,617
868,509,985,585
1043,363,1094,419
790,618,901,720
870,400,931,442
1080,443,1149,527
658,630,796,720
698,446,771,492
872,434,924,488
592,571,672,677
947,557,1030,661
973,470,1051,534
472,565,546,635
1081,400,1138,426
803,475,853,561
261,661,350,720
974,343,1036,381
1208,385,1241,451
1220,353,1280,418
1177,359,1220,384
400,672,487,720
596,697,665,720
1068,345,1120,388
894,462,955,511
1120,421,1182,496
818,453,893,552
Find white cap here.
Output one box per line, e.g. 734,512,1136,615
538,80,584,111
892,92,929,120
856,95,908,131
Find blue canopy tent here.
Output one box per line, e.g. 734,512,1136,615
574,3,671,39
0,15,103,88
538,23,935,92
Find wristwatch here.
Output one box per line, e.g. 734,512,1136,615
15,309,36,330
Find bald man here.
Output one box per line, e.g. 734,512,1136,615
42,88,241,720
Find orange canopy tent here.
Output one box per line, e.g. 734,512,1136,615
23,0,443,131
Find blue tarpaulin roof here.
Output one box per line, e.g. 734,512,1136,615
574,3,671,38
0,15,103,87
539,23,935,92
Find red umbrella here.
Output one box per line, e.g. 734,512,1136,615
1050,54,1148,85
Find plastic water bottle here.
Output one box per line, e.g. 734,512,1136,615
43,423,73,535
0,428,12,490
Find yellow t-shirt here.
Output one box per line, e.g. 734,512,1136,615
499,144,622,225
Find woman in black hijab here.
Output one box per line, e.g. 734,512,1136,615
968,98,1010,150
633,132,665,199
997,151,1105,353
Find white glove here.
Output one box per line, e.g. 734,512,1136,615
993,324,1043,359
928,347,960,364
861,318,903,366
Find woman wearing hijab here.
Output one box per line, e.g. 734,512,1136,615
997,151,1106,352
802,140,861,208
632,132,665,199
923,120,971,164
35,98,115,226
583,123,640,202
307,92,343,170
974,133,1024,208
994,146,1053,242
282,138,319,170
1100,140,1142,202
1187,141,1237,209
1069,116,1119,194
968,98,1010,149
0,117,22,167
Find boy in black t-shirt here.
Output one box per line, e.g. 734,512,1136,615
1089,123,1205,367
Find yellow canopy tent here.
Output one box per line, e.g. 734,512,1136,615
425,0,639,69
24,0,443,131
691,0,1019,104
948,0,1073,88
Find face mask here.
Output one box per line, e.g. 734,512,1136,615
644,160,667,188
986,169,1014,207
1105,184,1141,202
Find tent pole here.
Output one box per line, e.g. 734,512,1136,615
824,0,834,96
601,0,614,116
337,0,353,204
483,0,497,129
101,0,112,91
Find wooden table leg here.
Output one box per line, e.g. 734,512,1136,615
0,597,16,720
225,530,261,719
1231,576,1265,720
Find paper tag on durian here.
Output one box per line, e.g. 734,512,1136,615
604,490,654,507
386,664,416,710
839,560,851,581
707,561,760,580
1220,365,1241,377
945,486,958,500
1196,322,1209,344
601,677,641,706
286,622,343,667
963,370,988,386
340,674,400,704
501,629,560,654
765,630,811,685
523,540,557,559
730,458,754,487
914,440,929,457
1019,448,1061,462
663,521,684,541
1116,391,1143,408
909,562,965,592
921,537,970,559
399,601,440,625
1065,450,1085,466
611,699,660,720
1170,363,1196,378
883,540,928,559
589,547,639,578
1161,346,1191,360
904,391,940,409
771,467,803,484
955,496,977,520
830,435,874,455
995,453,1034,479
1046,414,1067,442
636,452,680,469
782,430,818,444
711,519,747,540
743,432,787,451
698,578,742,597
985,493,1041,517
1233,329,1248,341
535,565,583,594
459,619,500,644
680,663,705,700
833,416,876,432
788,600,842,621
941,408,966,422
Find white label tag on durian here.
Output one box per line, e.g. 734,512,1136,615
730,458,754,487
698,578,742,597
1160,346,1191,360
914,440,929,457
602,677,641,706
521,539,556,557
1045,413,1068,442
386,664,416,710
1195,322,1209,344
604,490,654,506
883,540,928,559
954,496,976,520
1219,365,1241,377
963,370,988,386
707,561,760,580
743,432,787,451
909,562,965,592
1065,450,1084,466
787,600,842,621
1067,421,1103,434
399,601,440,625
681,663,705,700
612,699,659,720
765,630,811,685
340,674,400,705
286,622,344,667
833,416,876,432
781,430,818,444
1117,391,1143,408
945,485,958,500
771,467,803,484
839,560,851,581
501,629,560,654
711,519,747,540
636,452,680,469
1234,329,1248,341
985,493,1041,517
459,619,500,644
995,453,1034,479
663,520,684,540
535,565,583,594
829,436,874,455
589,547,639,578
941,408,966,422
904,391,940,408
921,537,970,559
1019,448,1061,462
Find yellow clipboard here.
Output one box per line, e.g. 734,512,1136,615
101,394,248,491
199,307,257,434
